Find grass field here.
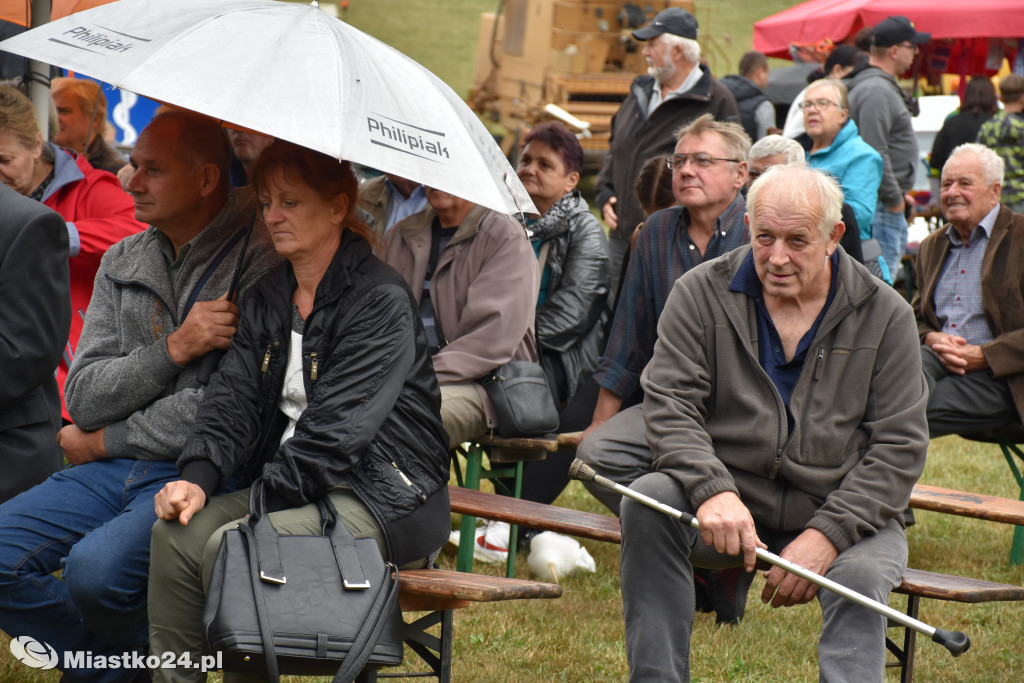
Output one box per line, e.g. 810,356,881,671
6,2,1020,682
3,435,1024,682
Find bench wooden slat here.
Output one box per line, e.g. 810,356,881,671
910,484,1024,526
895,568,1024,603
475,434,561,452
448,486,1024,602
448,485,622,544
398,568,562,603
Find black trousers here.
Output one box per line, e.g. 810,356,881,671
921,345,1019,437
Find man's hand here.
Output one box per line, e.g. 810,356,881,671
602,197,619,230
154,480,208,526
761,528,838,608
57,425,107,465
166,292,239,366
695,491,763,572
570,419,605,448
924,331,988,374
567,388,624,447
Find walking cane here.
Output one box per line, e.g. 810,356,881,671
567,459,970,656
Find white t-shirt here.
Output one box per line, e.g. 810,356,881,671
278,329,308,445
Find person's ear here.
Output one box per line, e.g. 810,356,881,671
563,170,580,194
734,160,748,190
332,194,350,225
827,221,845,254
198,163,221,197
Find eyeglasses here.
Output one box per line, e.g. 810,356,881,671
666,153,741,171
798,99,840,111
897,42,920,52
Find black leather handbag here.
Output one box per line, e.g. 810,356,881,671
479,360,560,437
203,482,404,682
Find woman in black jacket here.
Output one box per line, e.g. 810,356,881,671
147,140,450,682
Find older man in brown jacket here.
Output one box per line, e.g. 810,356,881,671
913,143,1024,436
383,189,539,448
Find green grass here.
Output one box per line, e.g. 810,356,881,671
3,435,1024,681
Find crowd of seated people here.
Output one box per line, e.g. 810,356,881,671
2,11,1024,680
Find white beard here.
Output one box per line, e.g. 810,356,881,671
647,59,676,85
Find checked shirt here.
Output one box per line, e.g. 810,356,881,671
594,192,748,400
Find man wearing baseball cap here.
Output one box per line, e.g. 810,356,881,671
594,7,738,290
845,15,930,280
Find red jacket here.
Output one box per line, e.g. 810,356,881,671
42,145,145,420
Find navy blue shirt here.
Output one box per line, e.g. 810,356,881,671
729,250,840,433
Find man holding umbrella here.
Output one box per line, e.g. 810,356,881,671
0,110,279,681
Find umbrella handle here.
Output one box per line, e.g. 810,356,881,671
196,208,258,386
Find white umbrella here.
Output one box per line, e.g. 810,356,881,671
0,0,535,216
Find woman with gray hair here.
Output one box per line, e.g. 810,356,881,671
748,134,865,264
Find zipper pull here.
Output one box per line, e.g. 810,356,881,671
391,462,413,487
814,347,825,381
310,351,318,381
261,342,278,372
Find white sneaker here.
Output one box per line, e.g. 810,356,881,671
473,520,510,564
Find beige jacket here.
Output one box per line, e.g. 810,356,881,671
383,204,539,413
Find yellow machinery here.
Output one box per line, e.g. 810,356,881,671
470,1,723,155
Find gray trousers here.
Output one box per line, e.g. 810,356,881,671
148,487,388,683
620,472,907,683
921,346,1018,437
576,404,650,515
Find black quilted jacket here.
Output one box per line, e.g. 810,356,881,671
178,230,450,565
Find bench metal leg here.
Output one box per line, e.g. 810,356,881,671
456,446,483,573
375,609,453,682
999,442,1024,565
453,444,524,577
885,594,920,682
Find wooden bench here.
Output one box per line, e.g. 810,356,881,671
958,425,1024,565
451,433,580,576
448,486,1024,682
909,483,1024,526
357,568,561,682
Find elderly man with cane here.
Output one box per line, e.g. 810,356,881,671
617,165,929,682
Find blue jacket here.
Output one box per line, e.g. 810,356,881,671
807,118,883,239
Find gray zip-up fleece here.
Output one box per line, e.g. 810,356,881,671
65,188,281,461
642,246,928,553
846,65,919,208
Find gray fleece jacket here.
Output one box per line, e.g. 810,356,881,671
65,188,280,460
846,65,919,208
642,246,928,553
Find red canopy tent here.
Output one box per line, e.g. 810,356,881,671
754,0,1023,78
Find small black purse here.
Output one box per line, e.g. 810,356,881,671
479,360,560,437
203,482,404,682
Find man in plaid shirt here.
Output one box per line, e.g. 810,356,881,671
577,114,750,513
913,143,1024,436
